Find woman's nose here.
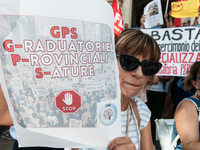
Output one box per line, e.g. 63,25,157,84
130,65,143,77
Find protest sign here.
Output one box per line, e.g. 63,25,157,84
31,84,49,97
0,0,121,148
10,78,24,91
171,0,199,18
144,0,164,28
142,27,200,76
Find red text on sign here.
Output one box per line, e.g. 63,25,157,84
50,26,78,39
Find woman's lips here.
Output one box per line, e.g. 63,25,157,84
126,82,140,87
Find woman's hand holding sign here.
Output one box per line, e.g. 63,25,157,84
107,137,136,150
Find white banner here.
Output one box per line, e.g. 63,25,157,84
142,27,200,76
0,0,121,149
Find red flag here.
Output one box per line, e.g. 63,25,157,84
112,0,124,37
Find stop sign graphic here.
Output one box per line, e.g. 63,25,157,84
55,90,82,113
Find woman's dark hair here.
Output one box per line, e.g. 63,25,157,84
184,61,200,90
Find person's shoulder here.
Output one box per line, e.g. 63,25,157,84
133,97,145,106
176,97,198,112
181,97,198,105
175,97,199,121
133,97,151,129
133,97,150,113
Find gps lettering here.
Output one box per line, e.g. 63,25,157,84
50,26,77,39
3,26,111,79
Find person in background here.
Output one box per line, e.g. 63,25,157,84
182,19,199,27
180,9,200,27
173,77,196,109
146,76,170,144
162,9,199,116
182,20,191,27
182,17,198,27
164,10,173,28
124,23,129,30
140,15,146,29
174,61,200,150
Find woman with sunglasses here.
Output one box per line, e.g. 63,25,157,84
107,29,162,150
174,61,200,150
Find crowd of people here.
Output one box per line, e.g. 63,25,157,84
138,9,200,150
0,6,200,150
123,8,200,150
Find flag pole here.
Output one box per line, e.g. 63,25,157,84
165,0,169,14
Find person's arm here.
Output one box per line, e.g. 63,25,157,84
140,15,146,29
168,10,173,28
164,10,173,28
193,17,199,27
174,100,200,149
164,13,170,28
193,9,200,27
140,121,154,150
0,84,13,125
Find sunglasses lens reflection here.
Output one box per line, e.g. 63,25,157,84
143,62,160,76
121,55,138,71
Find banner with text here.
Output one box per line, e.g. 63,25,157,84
0,0,121,149
171,0,199,18
142,27,200,76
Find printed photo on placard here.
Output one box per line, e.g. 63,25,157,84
0,15,117,128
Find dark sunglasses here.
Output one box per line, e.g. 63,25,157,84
117,54,162,76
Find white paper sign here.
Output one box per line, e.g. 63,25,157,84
144,0,164,28
142,27,200,76
0,0,121,148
